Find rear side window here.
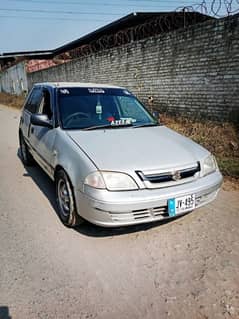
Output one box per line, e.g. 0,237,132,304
24,87,42,113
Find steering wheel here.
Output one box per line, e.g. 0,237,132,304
64,112,90,126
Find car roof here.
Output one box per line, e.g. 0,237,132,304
34,82,125,90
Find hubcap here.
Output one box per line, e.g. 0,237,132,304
57,178,71,217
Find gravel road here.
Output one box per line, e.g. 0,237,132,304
0,104,238,319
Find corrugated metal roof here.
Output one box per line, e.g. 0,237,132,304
54,11,213,55
0,50,53,59
0,11,214,61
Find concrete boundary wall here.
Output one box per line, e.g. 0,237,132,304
28,14,239,122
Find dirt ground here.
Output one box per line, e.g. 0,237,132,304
0,104,239,319
222,176,239,191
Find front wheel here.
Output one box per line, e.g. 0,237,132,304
55,170,84,227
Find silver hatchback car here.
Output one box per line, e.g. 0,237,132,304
19,82,223,227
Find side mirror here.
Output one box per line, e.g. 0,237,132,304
31,114,53,129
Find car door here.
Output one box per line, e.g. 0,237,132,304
21,87,42,142
29,87,57,178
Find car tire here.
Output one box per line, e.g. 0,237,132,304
55,170,84,227
19,132,34,166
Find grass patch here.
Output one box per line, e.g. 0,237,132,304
160,113,239,178
217,157,239,177
0,92,25,109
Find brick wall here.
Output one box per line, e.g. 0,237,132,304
28,14,239,122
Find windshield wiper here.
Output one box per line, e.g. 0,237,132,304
82,123,133,131
133,123,159,128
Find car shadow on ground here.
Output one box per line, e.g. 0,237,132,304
17,149,58,212
74,218,176,238
17,149,182,238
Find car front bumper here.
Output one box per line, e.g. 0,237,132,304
75,171,223,227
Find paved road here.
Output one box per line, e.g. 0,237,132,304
0,104,238,319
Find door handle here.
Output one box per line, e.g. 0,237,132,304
31,127,34,134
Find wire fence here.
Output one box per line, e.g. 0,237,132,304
176,0,239,17
56,12,209,59
55,0,239,60
1,0,238,65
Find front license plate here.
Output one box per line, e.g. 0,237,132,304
168,194,195,217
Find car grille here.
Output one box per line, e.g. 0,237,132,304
136,162,200,189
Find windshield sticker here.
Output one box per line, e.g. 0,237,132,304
96,104,102,114
111,118,134,126
121,117,136,123
60,89,70,94
88,88,105,94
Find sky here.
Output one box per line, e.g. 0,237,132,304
0,0,235,53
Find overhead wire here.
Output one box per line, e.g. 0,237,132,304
0,8,121,15
0,0,208,22
6,0,174,8
6,0,186,3
0,1,237,22
0,14,109,22
7,0,195,4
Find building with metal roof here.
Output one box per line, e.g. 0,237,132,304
0,11,213,71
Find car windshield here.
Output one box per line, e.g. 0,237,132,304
57,87,158,130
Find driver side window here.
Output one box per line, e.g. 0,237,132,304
38,89,53,120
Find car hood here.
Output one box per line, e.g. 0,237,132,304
66,126,208,172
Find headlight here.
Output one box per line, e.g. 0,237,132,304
84,171,105,189
84,171,138,191
202,155,217,176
